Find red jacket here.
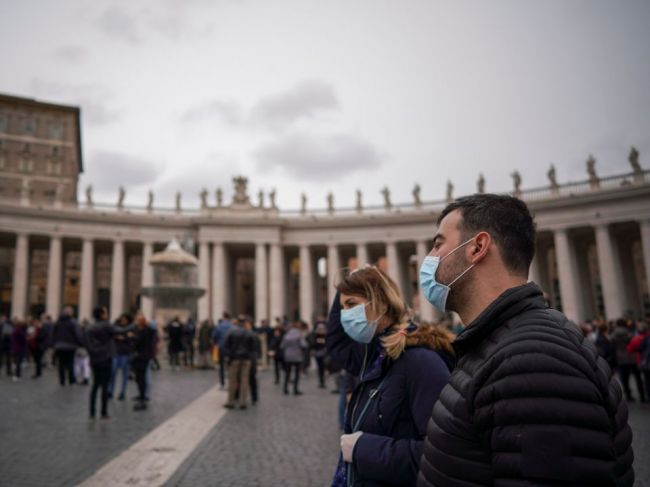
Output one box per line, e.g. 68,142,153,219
627,331,650,365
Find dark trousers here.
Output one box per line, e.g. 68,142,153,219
169,352,180,368
618,364,646,401
31,350,44,377
13,353,25,378
57,350,76,385
249,361,258,403
183,343,194,367
133,359,150,401
218,347,226,386
284,362,301,393
315,356,326,387
90,361,112,417
0,348,12,376
273,356,283,384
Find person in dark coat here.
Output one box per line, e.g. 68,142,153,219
132,313,155,411
268,325,285,384
417,194,634,487
280,322,308,395
165,317,184,371
327,266,454,487
52,307,83,386
28,318,47,378
197,319,214,369
85,306,119,419
0,316,14,377
311,322,328,388
611,318,645,402
108,314,134,400
182,317,196,368
10,320,28,380
222,317,257,409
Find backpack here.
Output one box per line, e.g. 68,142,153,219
640,335,650,372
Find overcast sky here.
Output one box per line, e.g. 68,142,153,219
2,0,649,210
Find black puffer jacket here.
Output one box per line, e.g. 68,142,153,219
418,283,634,487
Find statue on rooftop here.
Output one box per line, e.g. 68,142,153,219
381,186,392,210
269,188,277,209
511,171,522,197
85,185,93,207
413,183,422,208
327,192,334,214
629,146,644,183
200,188,208,209
147,190,154,211
258,189,265,208
215,187,223,207
446,180,454,203
300,193,307,215
175,192,182,213
232,176,250,205
547,164,559,194
117,186,125,210
477,174,485,194
356,189,363,213
586,155,600,189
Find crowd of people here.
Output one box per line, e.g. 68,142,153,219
1,193,646,486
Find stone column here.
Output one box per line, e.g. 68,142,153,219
528,252,541,285
255,243,269,324
197,241,211,322
356,242,368,268
416,240,436,323
78,238,95,322
46,235,63,318
386,241,403,293
553,229,582,322
640,220,650,299
595,224,625,320
327,244,340,307
11,233,29,319
140,242,154,320
269,243,285,322
212,242,227,320
299,244,314,323
110,239,125,321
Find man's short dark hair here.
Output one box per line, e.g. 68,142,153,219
92,306,107,321
437,194,536,276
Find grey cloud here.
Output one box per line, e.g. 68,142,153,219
52,45,88,64
85,150,163,191
180,100,244,125
29,79,121,126
251,80,339,131
255,131,382,181
97,6,140,44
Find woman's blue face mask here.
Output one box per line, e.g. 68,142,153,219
340,302,378,343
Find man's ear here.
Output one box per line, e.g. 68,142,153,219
469,231,491,264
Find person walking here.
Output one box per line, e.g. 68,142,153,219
108,314,134,400
611,318,646,402
311,323,328,388
627,319,650,402
52,307,83,386
182,317,196,368
212,312,233,389
1,316,14,377
85,306,116,419
416,194,633,487
10,320,28,381
268,325,285,385
132,313,155,411
222,317,257,409
281,322,308,395
28,318,46,379
197,319,214,369
243,318,261,405
165,317,184,371
327,267,454,487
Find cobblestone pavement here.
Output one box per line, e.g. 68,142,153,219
0,362,218,487
1,360,649,487
166,366,341,487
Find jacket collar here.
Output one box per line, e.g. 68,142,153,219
452,282,546,357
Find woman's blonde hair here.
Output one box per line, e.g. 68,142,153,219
336,266,412,360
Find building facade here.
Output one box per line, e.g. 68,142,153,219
0,168,648,325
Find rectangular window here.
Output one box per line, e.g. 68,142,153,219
0,116,7,132
24,119,36,135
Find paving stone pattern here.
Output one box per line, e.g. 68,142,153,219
167,367,341,487
0,363,218,487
